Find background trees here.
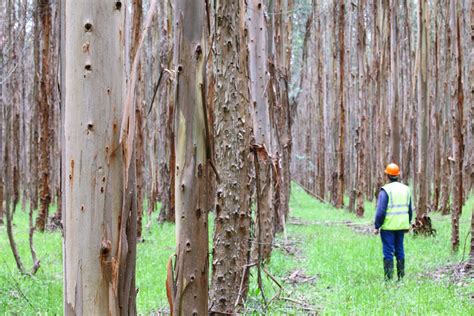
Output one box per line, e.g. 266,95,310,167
0,0,472,313
291,0,472,227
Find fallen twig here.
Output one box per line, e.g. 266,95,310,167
234,262,257,307
263,267,283,304
280,296,319,312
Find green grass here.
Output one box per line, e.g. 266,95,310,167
1,186,473,314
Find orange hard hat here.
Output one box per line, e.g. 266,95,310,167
384,163,400,176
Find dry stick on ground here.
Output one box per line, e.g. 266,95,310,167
280,297,319,313
2,259,35,309
263,267,283,304
234,263,258,307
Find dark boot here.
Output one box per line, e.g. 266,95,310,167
383,259,394,280
396,259,405,280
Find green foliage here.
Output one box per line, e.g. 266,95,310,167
0,187,473,314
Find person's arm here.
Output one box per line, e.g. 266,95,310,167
374,189,388,230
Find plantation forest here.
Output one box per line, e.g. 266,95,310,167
0,0,473,315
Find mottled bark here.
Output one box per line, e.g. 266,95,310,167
36,0,52,232
170,1,210,314
209,1,253,312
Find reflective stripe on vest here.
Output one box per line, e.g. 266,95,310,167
381,182,410,230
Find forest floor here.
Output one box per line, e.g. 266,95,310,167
0,185,473,314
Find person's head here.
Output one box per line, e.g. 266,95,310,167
384,163,400,182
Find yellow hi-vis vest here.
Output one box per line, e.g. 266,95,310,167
381,182,411,230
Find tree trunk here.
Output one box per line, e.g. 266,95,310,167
356,0,367,217
416,0,429,221
451,0,464,252
209,1,253,312
36,0,52,232
170,1,210,314
335,0,345,209
248,0,275,261
389,0,400,164
62,2,137,314
131,0,145,239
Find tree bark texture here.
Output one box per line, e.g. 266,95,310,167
35,0,52,232
209,1,253,312
247,0,275,262
171,1,210,314
62,1,137,314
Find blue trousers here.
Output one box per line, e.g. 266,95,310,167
380,230,405,261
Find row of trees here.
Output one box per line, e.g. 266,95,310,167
1,0,296,314
292,0,473,250
1,0,473,313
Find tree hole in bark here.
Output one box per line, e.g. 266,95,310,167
84,22,92,32
84,64,92,71
100,187,104,193
185,240,191,252
80,205,85,212
196,208,202,218
87,123,94,131
100,240,112,257
115,1,122,10
189,274,195,282
177,64,183,72
102,176,106,182
197,163,203,177
181,184,185,191
195,44,202,60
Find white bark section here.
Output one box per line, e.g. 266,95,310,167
63,1,125,314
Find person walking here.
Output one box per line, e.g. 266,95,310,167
373,163,413,280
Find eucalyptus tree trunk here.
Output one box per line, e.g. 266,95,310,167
416,0,429,221
355,0,367,217
248,0,275,261
432,3,441,211
36,0,52,232
335,0,345,209
170,1,210,314
389,0,400,164
209,1,253,312
131,0,145,239
450,0,464,252
62,1,137,314
316,8,326,200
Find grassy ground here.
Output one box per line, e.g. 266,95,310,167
0,186,473,314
